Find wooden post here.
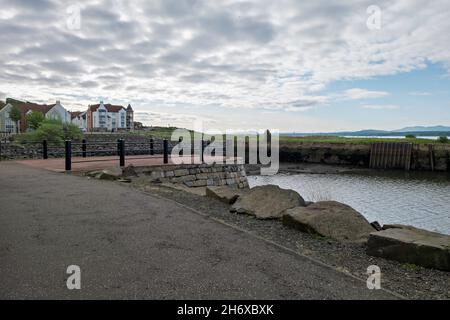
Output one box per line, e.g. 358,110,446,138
429,144,435,171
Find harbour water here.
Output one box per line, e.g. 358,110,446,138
248,170,450,235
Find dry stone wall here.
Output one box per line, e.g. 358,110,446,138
132,163,249,189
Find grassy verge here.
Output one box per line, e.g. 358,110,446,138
279,136,449,145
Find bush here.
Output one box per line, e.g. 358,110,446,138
17,119,82,145
405,134,416,139
438,136,449,143
26,111,45,130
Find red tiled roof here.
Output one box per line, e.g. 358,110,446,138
88,104,125,113
70,111,83,119
6,99,55,114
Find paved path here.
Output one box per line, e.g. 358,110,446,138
16,155,237,172
0,162,397,299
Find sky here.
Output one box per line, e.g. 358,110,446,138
1,0,450,132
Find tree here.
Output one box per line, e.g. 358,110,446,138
8,105,22,133
26,111,45,130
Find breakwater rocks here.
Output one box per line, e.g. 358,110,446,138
205,184,450,271
279,141,450,171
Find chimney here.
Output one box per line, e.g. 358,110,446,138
56,100,61,105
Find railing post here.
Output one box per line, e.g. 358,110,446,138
0,139,2,160
119,139,125,167
42,140,48,159
117,139,120,156
201,139,205,163
178,137,183,157
163,139,169,164
150,138,154,155
65,140,72,171
82,139,87,158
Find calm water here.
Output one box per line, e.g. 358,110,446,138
248,171,450,235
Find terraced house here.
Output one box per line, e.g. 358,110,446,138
0,98,71,134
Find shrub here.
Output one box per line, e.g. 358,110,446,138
26,111,45,130
17,119,82,145
405,134,416,139
438,136,449,143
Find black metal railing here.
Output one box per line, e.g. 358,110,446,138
62,138,181,171
61,138,217,171
1,136,235,170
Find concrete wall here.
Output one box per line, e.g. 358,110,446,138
132,163,249,189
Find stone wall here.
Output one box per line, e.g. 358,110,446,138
132,163,249,189
279,142,450,172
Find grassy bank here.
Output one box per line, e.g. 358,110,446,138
279,136,449,145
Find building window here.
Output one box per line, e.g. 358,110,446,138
98,109,106,127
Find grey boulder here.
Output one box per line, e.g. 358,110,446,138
282,201,375,243
205,186,246,204
230,185,305,219
95,167,123,180
367,225,450,271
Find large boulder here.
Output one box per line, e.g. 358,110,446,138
366,225,450,271
122,164,138,177
282,201,375,243
206,186,246,204
95,167,123,180
230,185,305,219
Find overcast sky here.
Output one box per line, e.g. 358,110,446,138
1,0,450,132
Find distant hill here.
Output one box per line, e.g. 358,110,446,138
393,126,450,132
282,126,450,137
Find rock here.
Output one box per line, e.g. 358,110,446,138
230,185,305,219
366,225,450,271
381,224,416,231
122,164,137,177
189,179,207,187
282,201,375,243
305,201,314,207
96,167,123,180
370,221,383,231
174,169,189,177
87,170,102,178
206,186,246,204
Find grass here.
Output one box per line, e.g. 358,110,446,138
403,263,421,272
279,136,449,145
134,126,207,140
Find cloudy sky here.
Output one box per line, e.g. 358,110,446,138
1,0,450,132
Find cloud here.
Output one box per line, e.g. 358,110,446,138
0,0,449,126
361,104,400,110
341,88,390,100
